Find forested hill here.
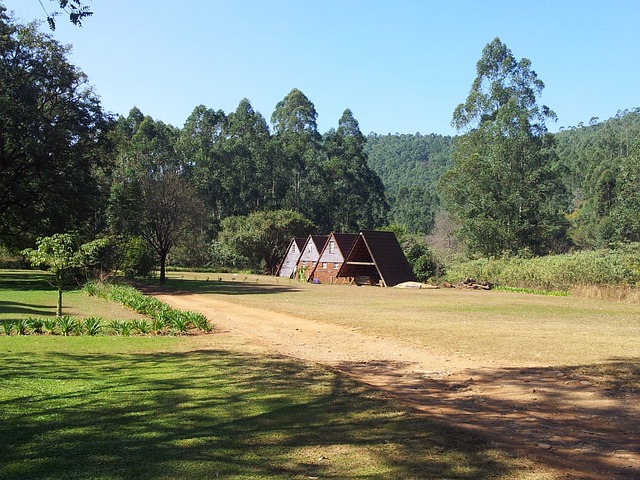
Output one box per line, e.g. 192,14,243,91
364,108,640,246
364,133,454,233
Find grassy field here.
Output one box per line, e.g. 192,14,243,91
161,272,640,370
0,269,147,322
1,270,557,479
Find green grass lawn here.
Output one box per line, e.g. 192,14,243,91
0,269,146,322
0,337,554,480
0,270,556,479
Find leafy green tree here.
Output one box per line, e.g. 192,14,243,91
29,0,93,30
217,210,314,274
271,88,325,217
441,38,568,256
324,109,388,231
0,8,109,248
22,233,107,317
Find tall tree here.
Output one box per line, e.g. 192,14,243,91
225,99,276,213
0,8,108,248
138,172,205,283
441,38,568,256
324,109,388,231
271,88,325,216
177,105,228,220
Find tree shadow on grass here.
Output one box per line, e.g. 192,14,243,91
0,270,54,291
0,347,526,480
0,300,53,317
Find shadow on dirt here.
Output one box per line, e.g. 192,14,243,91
143,277,304,296
334,357,640,480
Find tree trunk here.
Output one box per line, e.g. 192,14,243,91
159,251,167,284
57,285,63,318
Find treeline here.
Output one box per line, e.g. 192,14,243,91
0,8,388,279
366,109,640,249
4,10,640,283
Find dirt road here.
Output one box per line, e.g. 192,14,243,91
145,287,639,480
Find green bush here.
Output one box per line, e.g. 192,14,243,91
83,317,102,336
58,315,79,336
445,244,640,291
2,320,14,336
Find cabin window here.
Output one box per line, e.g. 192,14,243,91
308,243,313,252
322,262,327,269
292,244,296,254
286,259,290,266
333,262,339,269
329,240,335,253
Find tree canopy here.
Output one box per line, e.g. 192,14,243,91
441,38,568,256
0,7,109,247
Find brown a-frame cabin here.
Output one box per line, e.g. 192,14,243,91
337,230,416,287
308,232,358,284
275,237,306,278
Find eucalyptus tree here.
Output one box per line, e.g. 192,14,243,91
441,38,568,256
225,99,276,213
324,109,388,231
176,105,228,219
271,88,326,217
0,8,109,248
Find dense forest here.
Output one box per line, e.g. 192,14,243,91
2,9,640,281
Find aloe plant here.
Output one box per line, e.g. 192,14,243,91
58,315,79,336
27,317,44,334
2,320,15,336
43,317,58,335
83,317,102,336
132,319,150,335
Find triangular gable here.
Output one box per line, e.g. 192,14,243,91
308,232,358,283
275,237,306,277
297,235,329,279
298,235,329,263
338,231,416,287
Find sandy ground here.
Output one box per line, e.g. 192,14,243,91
143,286,639,480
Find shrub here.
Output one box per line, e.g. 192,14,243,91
83,317,102,336
445,244,640,291
2,320,15,336
27,317,44,334
43,317,58,335
58,315,79,336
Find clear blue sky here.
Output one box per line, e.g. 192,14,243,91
6,0,640,135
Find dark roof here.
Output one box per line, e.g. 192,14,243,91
338,230,416,287
332,233,358,256
300,235,329,259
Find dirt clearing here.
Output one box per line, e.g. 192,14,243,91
143,284,639,480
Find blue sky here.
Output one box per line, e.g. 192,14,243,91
6,0,640,135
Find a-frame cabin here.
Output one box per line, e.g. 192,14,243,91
337,230,416,287
308,232,358,284
296,235,329,281
275,237,306,278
